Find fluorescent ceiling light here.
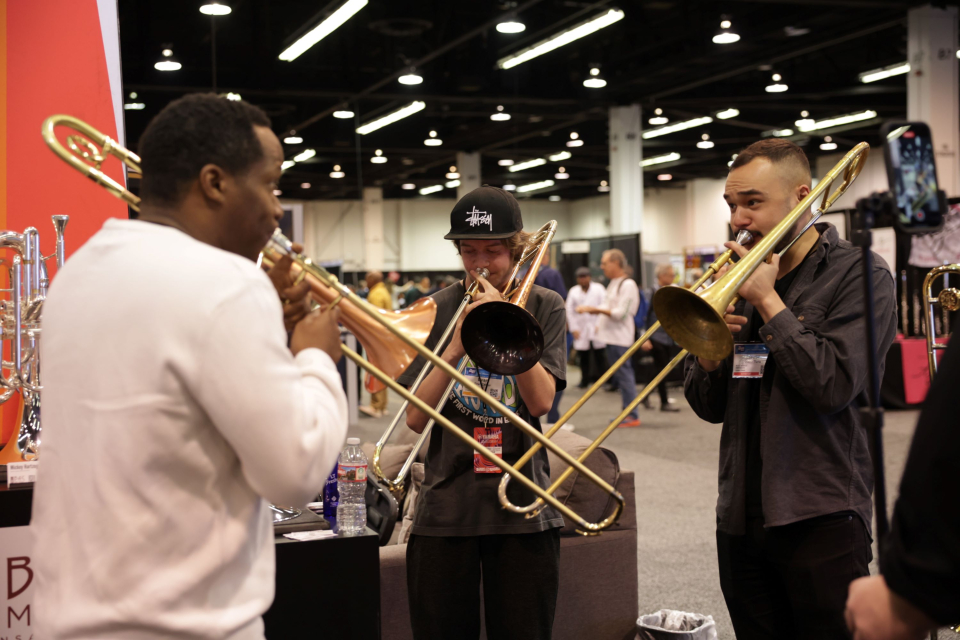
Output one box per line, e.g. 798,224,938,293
281,160,295,170
795,118,815,129
333,110,355,119
583,77,607,88
502,183,517,191
124,103,145,111
279,0,368,62
154,60,181,71
697,140,715,149
330,170,345,178
566,139,584,147
293,149,316,162
402,183,416,190
716,108,739,120
765,83,788,92
554,171,569,179
642,116,713,139
796,110,877,132
490,105,511,121
300,183,311,189
446,172,460,179
508,158,547,172
548,151,571,162
284,135,303,144
419,184,443,195
399,71,423,85
549,195,561,201
516,179,555,193
371,148,387,163
713,32,740,44
820,142,838,151
762,128,794,137
424,137,442,146
859,62,910,84
498,159,515,166
658,174,673,181
497,9,625,70
225,92,242,101
445,180,461,188
497,21,526,34
200,2,231,15
356,101,425,135
641,152,681,167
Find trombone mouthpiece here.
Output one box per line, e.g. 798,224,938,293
735,229,753,246
475,267,490,279
266,228,295,255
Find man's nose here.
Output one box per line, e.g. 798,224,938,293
731,209,751,230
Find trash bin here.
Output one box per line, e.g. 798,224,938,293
637,609,718,640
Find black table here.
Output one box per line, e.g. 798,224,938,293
0,487,381,639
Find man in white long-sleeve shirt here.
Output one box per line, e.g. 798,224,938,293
31,94,349,640
565,266,607,388
577,249,641,427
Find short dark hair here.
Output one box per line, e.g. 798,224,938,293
138,93,272,206
730,139,811,186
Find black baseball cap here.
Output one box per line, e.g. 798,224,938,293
443,186,523,240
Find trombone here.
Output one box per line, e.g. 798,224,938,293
922,264,960,380
372,220,557,500
498,141,870,516
44,113,626,535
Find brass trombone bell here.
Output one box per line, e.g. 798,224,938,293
654,142,870,361
461,221,557,375
922,263,960,380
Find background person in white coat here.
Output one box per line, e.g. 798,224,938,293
566,266,607,388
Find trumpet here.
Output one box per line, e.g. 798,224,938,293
45,113,626,535
499,142,869,516
922,264,960,380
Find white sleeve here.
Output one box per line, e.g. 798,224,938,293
610,280,634,321
565,292,581,332
195,279,348,507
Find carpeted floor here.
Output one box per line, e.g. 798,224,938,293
349,365,956,640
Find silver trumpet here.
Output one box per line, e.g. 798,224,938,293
0,215,69,465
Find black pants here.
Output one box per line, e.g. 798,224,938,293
649,340,673,404
576,347,607,386
406,529,561,640
716,513,872,640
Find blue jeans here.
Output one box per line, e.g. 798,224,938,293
547,389,563,424
606,345,638,420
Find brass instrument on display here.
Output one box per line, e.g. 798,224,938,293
45,114,625,535
922,264,960,381
499,142,869,517
0,218,69,465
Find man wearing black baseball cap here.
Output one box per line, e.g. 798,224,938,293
399,186,567,640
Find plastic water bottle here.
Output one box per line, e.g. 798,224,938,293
322,467,339,519
336,437,367,536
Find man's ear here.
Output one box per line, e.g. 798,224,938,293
197,164,229,205
795,183,811,205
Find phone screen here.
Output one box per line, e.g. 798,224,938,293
884,122,944,231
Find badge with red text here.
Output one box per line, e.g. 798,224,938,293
474,426,503,473
733,343,770,378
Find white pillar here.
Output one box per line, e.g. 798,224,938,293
608,105,644,234
908,4,960,196
362,187,385,270
456,151,481,200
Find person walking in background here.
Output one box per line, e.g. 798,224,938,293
360,270,393,417
577,249,641,428
566,267,607,388
641,263,680,412
404,275,433,307
535,263,568,423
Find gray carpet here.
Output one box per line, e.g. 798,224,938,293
349,365,956,640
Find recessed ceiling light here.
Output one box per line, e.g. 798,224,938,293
333,110,355,119
820,136,838,151
554,166,570,179
330,164,345,178
497,9,624,69
446,166,460,179
398,69,423,85
657,174,673,181
284,135,303,144
300,182,311,189
124,103,146,111
502,183,517,191
697,134,714,149
498,159,515,166
370,149,387,163
649,108,669,126
566,131,584,147
200,2,232,15
497,20,525,33
762,128,795,138
225,92,242,101
129,91,138,99
402,183,416,190
279,0,369,62
716,108,739,120
712,18,740,45
598,180,610,192
490,105,511,121
424,130,442,146
765,73,788,92
549,195,561,201
583,67,607,88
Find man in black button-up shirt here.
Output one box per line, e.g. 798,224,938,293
684,139,897,639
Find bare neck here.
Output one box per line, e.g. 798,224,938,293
778,223,820,278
